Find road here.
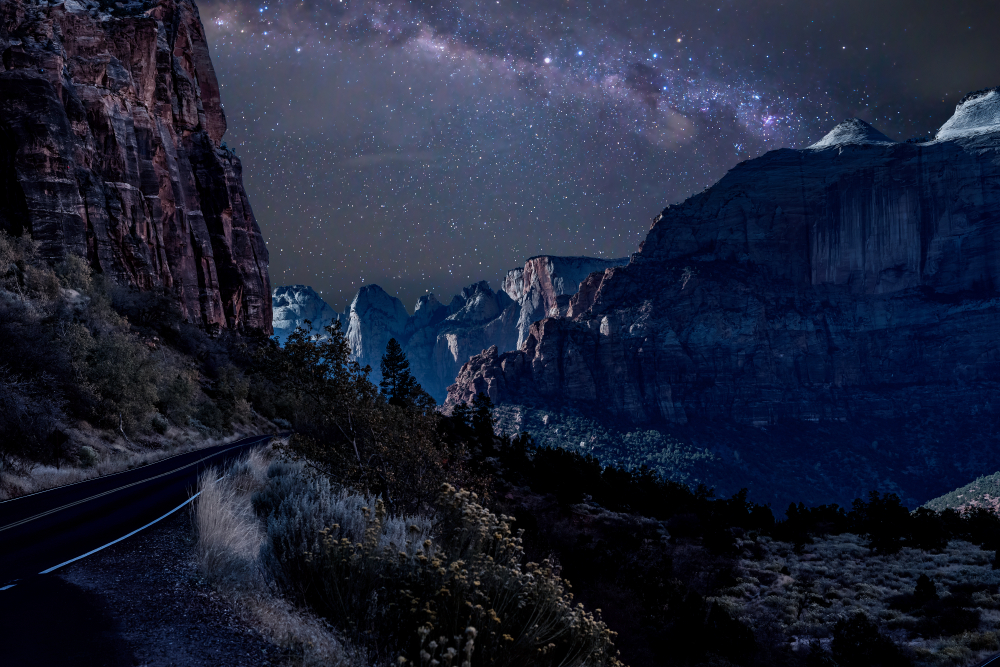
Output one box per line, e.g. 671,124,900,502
0,434,273,588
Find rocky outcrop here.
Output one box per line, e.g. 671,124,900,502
346,284,410,374
0,0,271,331
504,255,628,348
271,255,627,401
446,89,1000,429
320,281,517,399
272,285,342,343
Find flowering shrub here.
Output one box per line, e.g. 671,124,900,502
256,463,621,666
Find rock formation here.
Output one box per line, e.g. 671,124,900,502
272,285,341,344
504,255,627,348
444,89,1000,505
447,89,1000,422
272,255,626,401
0,0,271,331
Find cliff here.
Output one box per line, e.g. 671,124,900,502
272,255,626,401
447,89,1000,420
0,0,271,331
272,285,341,343
444,88,1000,506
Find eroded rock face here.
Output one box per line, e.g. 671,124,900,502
271,255,627,401
0,0,271,331
504,255,628,348
272,285,342,344
346,284,410,375
446,89,1000,429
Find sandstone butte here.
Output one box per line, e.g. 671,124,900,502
0,0,271,332
272,255,626,403
446,89,1000,430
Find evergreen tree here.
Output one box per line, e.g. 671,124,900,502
913,574,938,603
379,338,420,407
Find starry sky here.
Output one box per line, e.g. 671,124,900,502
200,0,999,313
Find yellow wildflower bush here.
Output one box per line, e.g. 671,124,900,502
259,467,621,666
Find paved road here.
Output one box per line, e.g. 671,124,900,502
0,434,273,588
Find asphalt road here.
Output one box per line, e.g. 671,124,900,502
0,434,273,588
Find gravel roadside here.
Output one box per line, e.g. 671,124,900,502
2,509,289,667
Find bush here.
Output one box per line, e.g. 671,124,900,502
73,328,160,434
0,370,64,472
255,463,621,666
77,445,98,467
831,613,911,667
157,373,197,425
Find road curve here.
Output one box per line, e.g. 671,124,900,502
0,434,274,587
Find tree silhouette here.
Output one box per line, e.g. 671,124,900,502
379,338,436,409
379,338,417,406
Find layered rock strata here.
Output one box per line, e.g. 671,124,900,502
272,255,626,401
446,89,1000,430
0,0,271,331
272,284,341,343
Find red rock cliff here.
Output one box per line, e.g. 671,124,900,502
0,0,271,332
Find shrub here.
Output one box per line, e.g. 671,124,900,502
831,612,912,666
150,413,169,435
73,328,160,434
157,372,197,425
255,463,621,666
78,445,98,467
0,370,64,472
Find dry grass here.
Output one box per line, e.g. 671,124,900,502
193,447,365,667
0,425,270,501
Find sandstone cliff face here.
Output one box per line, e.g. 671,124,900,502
271,255,627,401
504,255,628,348
446,89,1000,431
0,0,271,331
272,284,341,344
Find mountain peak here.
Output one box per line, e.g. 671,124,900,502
807,118,895,150
936,87,1000,141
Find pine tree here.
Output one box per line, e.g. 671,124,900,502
379,338,418,407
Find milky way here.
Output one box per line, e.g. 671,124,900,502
200,0,999,312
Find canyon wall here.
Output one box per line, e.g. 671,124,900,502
0,0,271,331
446,90,1000,429
272,255,626,401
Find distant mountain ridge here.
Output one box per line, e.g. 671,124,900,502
444,86,1000,508
272,255,626,401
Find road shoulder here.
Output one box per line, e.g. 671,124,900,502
57,509,286,667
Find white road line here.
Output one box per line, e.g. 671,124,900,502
0,439,268,590
0,491,201,591
0,435,265,505
0,437,267,533
38,489,204,575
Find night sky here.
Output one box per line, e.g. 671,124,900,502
200,0,999,313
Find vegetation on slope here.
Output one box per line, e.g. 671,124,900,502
7,232,1000,666
0,232,267,494
926,473,1000,514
